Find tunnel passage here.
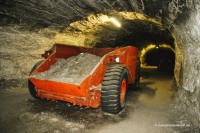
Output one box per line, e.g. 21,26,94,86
143,46,175,72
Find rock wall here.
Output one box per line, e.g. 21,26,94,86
161,0,200,130
0,26,54,80
0,0,93,29
172,7,200,131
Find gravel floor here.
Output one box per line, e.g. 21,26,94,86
0,68,192,133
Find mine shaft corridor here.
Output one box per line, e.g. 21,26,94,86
1,0,200,132
0,67,188,133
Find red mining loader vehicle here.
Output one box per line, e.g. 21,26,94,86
28,44,140,114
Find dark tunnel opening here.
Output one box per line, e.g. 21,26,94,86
144,47,175,74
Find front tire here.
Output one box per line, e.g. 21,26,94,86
101,64,128,114
28,60,43,99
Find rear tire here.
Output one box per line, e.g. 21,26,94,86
28,60,43,99
101,64,128,114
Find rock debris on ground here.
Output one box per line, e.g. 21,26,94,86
32,53,101,85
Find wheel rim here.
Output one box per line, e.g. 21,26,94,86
120,78,127,105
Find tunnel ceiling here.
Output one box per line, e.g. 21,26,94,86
0,0,164,29
54,12,174,48
1,0,192,29
1,0,192,48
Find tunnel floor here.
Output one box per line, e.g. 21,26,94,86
0,68,191,133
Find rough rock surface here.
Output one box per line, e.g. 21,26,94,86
171,6,200,130
0,26,54,80
33,53,101,84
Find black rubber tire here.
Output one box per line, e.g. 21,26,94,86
101,64,128,114
28,60,43,99
133,57,141,89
